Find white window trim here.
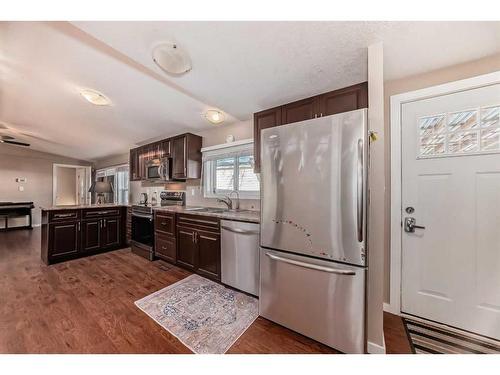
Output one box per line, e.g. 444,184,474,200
202,139,260,200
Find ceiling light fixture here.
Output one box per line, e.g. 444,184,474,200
204,110,225,125
80,88,111,106
152,42,192,75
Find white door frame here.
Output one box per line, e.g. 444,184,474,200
53,163,92,205
388,71,500,315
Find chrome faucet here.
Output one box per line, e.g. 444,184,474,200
216,196,233,210
216,191,240,211
228,190,240,210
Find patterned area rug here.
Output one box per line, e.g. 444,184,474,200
135,274,259,354
403,318,500,354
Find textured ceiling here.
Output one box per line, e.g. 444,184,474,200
1,21,499,160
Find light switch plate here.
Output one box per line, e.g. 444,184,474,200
19,186,24,192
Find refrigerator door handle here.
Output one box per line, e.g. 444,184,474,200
265,252,356,275
357,138,364,243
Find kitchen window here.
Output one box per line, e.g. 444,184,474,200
202,139,260,199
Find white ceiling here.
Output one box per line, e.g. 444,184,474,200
1,21,499,161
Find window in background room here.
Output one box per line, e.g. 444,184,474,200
203,140,260,199
95,164,129,204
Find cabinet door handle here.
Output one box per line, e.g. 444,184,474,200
100,220,103,228
77,222,81,231
162,246,167,250
192,231,196,243
103,219,106,228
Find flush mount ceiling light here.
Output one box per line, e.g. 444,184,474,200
204,110,225,125
152,42,192,75
80,89,111,106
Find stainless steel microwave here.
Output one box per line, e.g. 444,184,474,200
145,157,172,182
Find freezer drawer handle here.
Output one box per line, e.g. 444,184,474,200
265,252,356,275
221,226,260,235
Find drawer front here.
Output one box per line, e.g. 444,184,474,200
177,214,219,233
49,210,80,222
259,248,366,353
155,232,176,263
154,212,176,235
83,208,121,219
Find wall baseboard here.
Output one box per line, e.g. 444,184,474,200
383,302,399,315
367,336,386,354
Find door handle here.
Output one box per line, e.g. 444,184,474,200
103,219,106,228
404,217,426,233
265,252,356,275
356,138,364,242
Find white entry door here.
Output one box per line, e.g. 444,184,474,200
401,82,500,340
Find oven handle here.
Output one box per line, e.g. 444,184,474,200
132,213,153,220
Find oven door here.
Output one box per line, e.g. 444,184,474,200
131,213,154,248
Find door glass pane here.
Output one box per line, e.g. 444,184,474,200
448,110,478,132
238,155,260,191
419,115,445,156
481,128,500,151
419,115,445,136
215,157,235,191
448,131,479,153
420,134,445,156
481,106,500,128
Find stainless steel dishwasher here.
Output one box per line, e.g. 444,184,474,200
221,220,260,296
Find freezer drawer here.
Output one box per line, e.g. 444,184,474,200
221,220,260,296
259,248,366,353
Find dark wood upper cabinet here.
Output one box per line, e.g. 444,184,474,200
281,96,319,124
253,82,368,172
129,133,200,181
318,82,368,117
130,148,141,181
171,134,202,180
253,107,282,173
172,136,187,179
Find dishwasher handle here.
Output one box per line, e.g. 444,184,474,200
221,225,260,235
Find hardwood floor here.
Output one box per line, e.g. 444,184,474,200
0,228,411,354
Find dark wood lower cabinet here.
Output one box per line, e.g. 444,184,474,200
196,229,221,280
155,232,177,264
81,220,101,252
41,207,126,265
157,213,221,281
176,227,197,271
48,222,80,258
102,217,121,248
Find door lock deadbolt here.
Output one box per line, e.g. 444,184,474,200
405,206,415,214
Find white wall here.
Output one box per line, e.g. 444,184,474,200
0,143,91,226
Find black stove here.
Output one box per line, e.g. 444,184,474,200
131,191,185,261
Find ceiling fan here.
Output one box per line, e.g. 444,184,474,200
0,121,61,147
0,134,30,147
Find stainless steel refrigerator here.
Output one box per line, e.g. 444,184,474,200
259,108,368,353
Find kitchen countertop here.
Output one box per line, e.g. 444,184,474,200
153,205,260,223
40,204,128,211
